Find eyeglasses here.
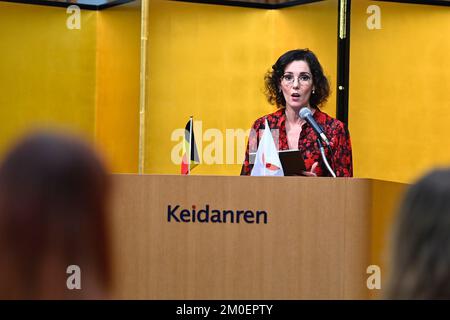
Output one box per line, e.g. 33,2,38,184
281,73,312,87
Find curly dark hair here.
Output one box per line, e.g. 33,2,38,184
264,49,330,109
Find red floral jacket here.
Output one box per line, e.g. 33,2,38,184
240,108,353,177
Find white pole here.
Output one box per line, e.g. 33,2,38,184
188,116,193,175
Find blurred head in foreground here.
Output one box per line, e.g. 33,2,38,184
0,131,111,299
386,168,450,299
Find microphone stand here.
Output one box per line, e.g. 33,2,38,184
326,144,336,174
317,138,336,178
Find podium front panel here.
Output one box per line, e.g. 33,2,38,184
110,175,371,299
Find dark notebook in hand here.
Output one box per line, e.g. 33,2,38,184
249,149,306,176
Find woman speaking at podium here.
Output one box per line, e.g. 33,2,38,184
240,49,353,177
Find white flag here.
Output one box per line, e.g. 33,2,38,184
251,119,284,176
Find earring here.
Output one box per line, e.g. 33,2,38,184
312,89,315,94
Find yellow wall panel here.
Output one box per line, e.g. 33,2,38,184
349,1,450,183
0,2,98,153
96,1,141,173
145,0,337,175
0,1,339,176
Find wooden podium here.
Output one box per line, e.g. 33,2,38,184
109,175,374,299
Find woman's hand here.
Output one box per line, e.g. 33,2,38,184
301,162,318,177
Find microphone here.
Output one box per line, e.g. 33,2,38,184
299,107,330,146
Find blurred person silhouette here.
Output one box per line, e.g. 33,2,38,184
386,168,450,299
0,131,111,299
